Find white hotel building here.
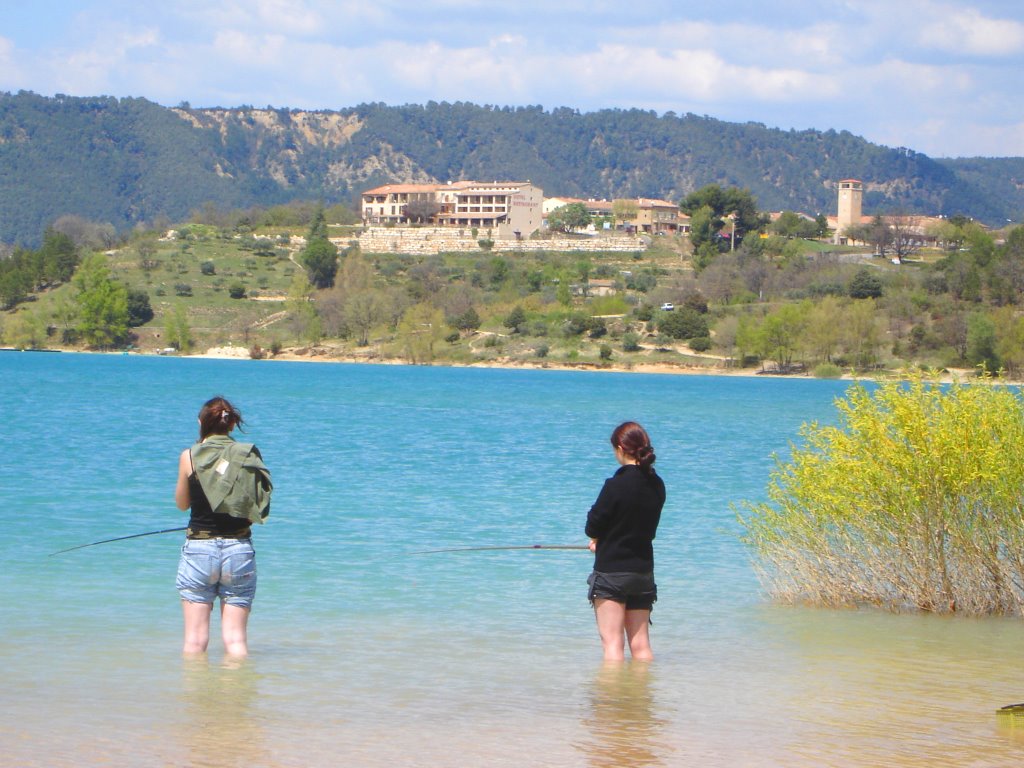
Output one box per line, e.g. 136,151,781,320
361,180,544,239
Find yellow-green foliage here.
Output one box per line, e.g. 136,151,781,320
740,375,1024,615
588,295,630,316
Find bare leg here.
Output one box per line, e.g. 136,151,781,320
182,600,213,655
220,602,250,658
593,598,627,662
624,609,653,661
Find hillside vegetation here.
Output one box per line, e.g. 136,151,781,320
2,92,1021,248
5,199,1024,381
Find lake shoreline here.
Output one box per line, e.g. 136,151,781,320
183,344,986,383
4,343,986,383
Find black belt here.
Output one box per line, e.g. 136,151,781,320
186,528,251,540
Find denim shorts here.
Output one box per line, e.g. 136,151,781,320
176,537,257,608
587,570,657,611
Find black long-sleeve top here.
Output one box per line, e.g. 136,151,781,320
585,464,665,573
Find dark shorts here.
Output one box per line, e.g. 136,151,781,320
587,570,657,611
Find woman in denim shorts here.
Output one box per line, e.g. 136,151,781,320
585,421,665,661
174,396,263,658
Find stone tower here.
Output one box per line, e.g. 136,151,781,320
837,179,863,233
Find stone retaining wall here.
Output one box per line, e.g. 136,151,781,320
349,227,644,255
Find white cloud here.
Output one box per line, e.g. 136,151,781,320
210,29,284,63
876,116,1024,158
959,121,1024,158
630,20,846,70
555,44,837,105
250,0,322,35
489,34,526,48
919,8,1024,56
189,0,392,39
0,37,23,88
49,28,161,95
853,57,975,103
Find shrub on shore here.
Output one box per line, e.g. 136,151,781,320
739,375,1024,615
813,362,843,379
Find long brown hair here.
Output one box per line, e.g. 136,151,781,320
611,421,656,475
198,396,244,440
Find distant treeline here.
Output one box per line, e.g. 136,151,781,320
1,91,1022,247
0,228,79,309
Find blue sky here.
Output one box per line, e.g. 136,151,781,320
2,0,1023,158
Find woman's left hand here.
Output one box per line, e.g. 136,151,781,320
588,538,597,552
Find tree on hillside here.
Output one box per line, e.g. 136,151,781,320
994,306,1024,376
73,253,129,349
164,305,193,353
344,290,388,346
688,205,725,262
51,292,79,344
504,305,527,333
451,306,481,332
848,268,883,299
0,231,80,309
51,215,117,251
307,204,329,241
930,216,970,251
887,215,925,263
126,289,155,327
324,202,360,225
771,211,819,239
547,202,592,233
397,302,447,364
804,295,844,363
285,271,322,343
989,226,1024,305
847,215,893,256
318,249,389,345
756,303,808,370
2,309,47,350
658,306,709,340
135,237,160,274
680,184,762,246
842,298,885,369
0,256,33,309
612,199,638,229
302,237,339,289
301,203,339,288
38,228,80,286
966,312,999,372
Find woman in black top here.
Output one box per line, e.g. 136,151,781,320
585,421,665,661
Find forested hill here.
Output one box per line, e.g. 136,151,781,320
1,91,1021,246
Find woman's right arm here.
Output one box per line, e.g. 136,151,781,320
175,449,192,511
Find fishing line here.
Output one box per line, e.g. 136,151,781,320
409,544,590,555
49,526,188,556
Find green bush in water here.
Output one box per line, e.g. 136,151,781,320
739,374,1024,615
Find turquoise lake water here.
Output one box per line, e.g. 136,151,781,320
2,352,1024,766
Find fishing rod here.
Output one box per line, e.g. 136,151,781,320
409,544,590,555
49,526,188,556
